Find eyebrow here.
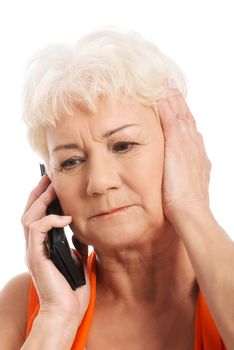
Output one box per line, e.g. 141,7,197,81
52,123,140,152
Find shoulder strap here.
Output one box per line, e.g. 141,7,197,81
71,251,96,349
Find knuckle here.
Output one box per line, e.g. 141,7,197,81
21,215,25,225
21,216,30,230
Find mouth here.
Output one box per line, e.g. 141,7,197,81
89,205,133,219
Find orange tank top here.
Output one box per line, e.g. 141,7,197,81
25,251,226,350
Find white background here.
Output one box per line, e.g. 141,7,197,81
0,0,233,290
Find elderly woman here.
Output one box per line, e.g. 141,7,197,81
0,28,233,350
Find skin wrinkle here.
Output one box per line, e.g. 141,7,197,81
45,96,198,314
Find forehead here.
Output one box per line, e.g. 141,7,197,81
46,96,158,147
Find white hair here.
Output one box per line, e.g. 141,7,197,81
22,26,188,159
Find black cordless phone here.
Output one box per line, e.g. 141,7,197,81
40,164,86,290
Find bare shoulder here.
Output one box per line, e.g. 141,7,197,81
0,272,31,348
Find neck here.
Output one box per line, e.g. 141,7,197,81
94,222,199,310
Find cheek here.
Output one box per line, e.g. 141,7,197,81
129,138,164,212
49,176,81,216
126,142,164,188
140,152,164,204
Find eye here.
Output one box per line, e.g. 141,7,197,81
113,142,138,153
58,142,138,173
60,156,85,171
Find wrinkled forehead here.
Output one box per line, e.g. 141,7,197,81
45,96,160,149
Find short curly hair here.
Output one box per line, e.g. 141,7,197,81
22,26,187,159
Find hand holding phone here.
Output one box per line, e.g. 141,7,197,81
21,166,91,324
39,163,86,290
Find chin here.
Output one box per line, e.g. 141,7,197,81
70,206,165,247
90,221,161,250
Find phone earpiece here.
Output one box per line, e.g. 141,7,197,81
40,163,47,176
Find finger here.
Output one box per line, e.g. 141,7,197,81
158,97,210,168
22,176,51,217
22,183,57,245
174,91,197,126
165,87,197,126
161,77,197,126
26,215,72,267
157,99,180,138
158,98,197,139
161,92,196,126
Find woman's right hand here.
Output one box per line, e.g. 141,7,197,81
21,175,91,325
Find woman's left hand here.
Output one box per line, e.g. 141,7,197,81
154,79,212,222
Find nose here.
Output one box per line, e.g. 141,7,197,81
86,154,121,196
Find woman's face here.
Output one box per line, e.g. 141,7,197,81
45,97,166,251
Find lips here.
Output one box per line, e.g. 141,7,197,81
90,205,132,218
